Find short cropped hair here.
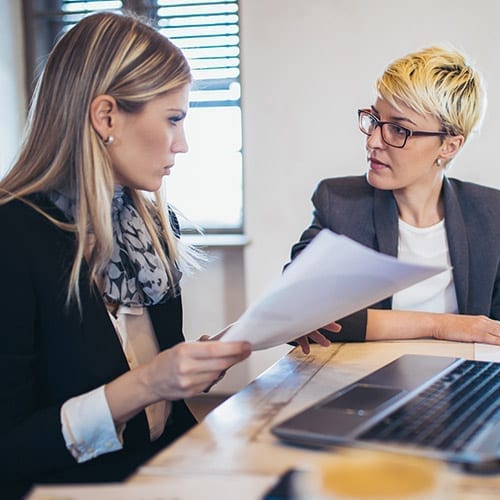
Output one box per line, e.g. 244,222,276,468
376,45,486,142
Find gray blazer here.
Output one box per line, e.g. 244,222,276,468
287,175,500,341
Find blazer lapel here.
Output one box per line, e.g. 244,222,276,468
372,189,399,309
442,178,469,312
373,188,399,257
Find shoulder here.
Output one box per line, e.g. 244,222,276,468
445,177,500,206
316,175,372,194
0,197,37,229
0,193,59,219
0,195,69,246
313,175,375,206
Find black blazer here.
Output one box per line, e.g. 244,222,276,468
287,175,500,341
0,196,196,498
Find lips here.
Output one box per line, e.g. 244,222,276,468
368,157,389,170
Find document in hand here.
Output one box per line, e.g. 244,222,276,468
221,229,448,350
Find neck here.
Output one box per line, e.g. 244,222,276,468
393,176,444,228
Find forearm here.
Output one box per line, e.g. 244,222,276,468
366,309,439,340
324,309,368,342
105,364,158,427
0,405,75,481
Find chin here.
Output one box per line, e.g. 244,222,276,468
126,182,162,193
366,170,393,191
143,178,164,192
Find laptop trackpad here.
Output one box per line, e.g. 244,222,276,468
323,384,404,414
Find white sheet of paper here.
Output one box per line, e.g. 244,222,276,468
221,229,448,350
474,343,500,362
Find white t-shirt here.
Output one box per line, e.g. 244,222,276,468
392,218,458,313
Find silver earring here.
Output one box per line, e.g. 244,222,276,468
436,158,442,167
104,135,114,145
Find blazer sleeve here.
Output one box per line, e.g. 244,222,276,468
286,179,373,342
491,264,500,320
0,227,78,486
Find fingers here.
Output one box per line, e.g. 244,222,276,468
294,330,332,354
483,317,500,340
203,369,227,393
197,323,236,342
296,336,311,355
188,340,252,361
322,322,342,333
307,330,331,347
436,314,500,345
148,340,251,400
173,343,250,385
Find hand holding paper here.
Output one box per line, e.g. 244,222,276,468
221,230,448,350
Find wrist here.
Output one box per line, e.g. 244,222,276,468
429,312,446,340
105,365,158,426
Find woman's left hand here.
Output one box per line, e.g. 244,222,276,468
294,322,342,354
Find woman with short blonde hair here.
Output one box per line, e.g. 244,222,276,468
289,45,500,346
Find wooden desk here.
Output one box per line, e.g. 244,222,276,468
129,340,499,499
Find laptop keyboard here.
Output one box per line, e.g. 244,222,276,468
360,360,500,453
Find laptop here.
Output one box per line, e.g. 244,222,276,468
272,354,500,472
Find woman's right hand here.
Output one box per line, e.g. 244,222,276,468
143,340,251,401
367,309,500,345
105,340,251,426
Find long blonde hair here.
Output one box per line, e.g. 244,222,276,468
0,11,197,305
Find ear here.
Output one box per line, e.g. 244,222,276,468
90,94,118,141
439,134,465,163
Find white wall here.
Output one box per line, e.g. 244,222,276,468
239,0,500,381
0,0,25,175
3,1,500,392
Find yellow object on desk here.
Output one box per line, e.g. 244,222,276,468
296,448,446,499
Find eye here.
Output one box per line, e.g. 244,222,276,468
168,115,184,126
387,123,408,137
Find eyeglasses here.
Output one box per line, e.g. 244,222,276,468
358,109,448,148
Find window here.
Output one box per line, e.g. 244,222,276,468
22,0,243,233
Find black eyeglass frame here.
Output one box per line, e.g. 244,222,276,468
357,109,448,148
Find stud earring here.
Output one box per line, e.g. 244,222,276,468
436,158,442,167
104,135,114,145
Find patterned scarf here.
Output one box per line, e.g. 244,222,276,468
50,187,181,307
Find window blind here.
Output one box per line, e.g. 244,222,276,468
156,0,240,108
56,1,240,108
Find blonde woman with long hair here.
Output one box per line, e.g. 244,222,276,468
288,45,500,346
0,12,250,497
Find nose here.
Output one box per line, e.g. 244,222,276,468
366,124,385,149
172,127,189,154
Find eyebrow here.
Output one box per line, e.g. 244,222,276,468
371,105,418,127
168,109,187,117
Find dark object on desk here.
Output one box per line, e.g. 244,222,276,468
272,354,500,470
462,459,500,475
262,469,302,500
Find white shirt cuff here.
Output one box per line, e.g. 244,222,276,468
60,385,124,463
